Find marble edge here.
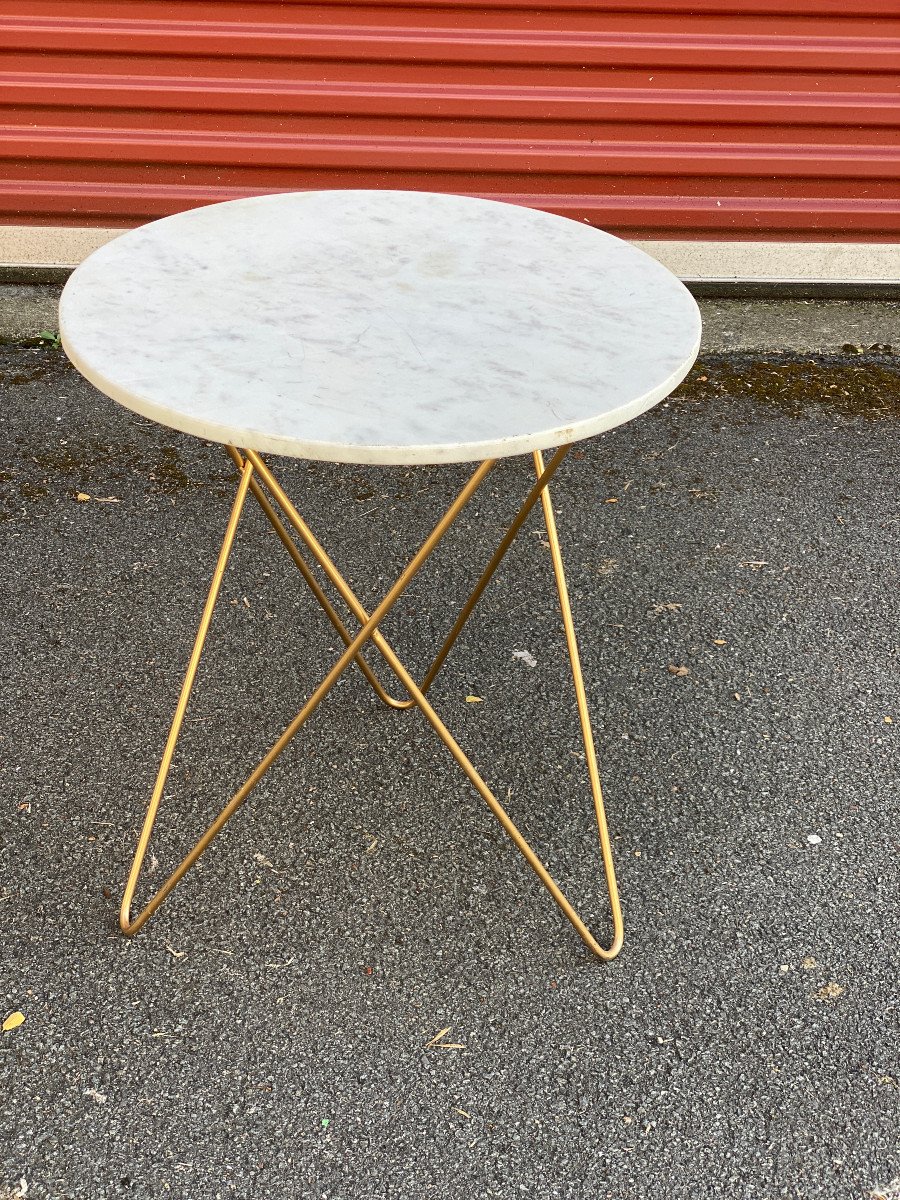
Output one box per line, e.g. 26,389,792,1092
59,309,702,465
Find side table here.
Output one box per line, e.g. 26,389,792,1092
60,190,701,960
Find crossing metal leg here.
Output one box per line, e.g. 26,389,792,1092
119,446,623,959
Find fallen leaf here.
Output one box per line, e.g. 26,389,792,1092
668,664,689,677
885,716,894,725
801,956,818,970
465,695,483,704
604,497,619,504
2,1011,25,1032
75,492,91,502
512,649,537,668
713,638,727,645
425,1027,465,1050
649,602,683,616
815,982,844,1001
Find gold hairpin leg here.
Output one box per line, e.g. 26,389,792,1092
119,456,255,936
120,452,493,934
120,445,623,960
532,448,623,959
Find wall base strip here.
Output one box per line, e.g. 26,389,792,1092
1,228,898,297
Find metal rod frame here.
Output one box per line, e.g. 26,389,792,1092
119,446,624,960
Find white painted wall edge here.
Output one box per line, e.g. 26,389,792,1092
1,225,899,283
635,240,900,284
0,225,121,269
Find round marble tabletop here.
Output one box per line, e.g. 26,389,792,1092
60,191,701,466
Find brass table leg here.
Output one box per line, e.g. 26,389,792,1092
120,446,623,960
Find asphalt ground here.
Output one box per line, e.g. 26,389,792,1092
0,343,897,1199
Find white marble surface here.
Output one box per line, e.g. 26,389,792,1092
60,191,701,465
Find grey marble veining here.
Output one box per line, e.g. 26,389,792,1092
59,191,701,464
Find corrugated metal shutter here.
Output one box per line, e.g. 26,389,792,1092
2,0,899,239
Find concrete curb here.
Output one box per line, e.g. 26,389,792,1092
2,284,900,354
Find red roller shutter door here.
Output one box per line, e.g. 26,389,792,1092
1,0,899,240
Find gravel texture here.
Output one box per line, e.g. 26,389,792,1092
0,345,897,1200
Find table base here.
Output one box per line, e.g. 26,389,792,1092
119,445,624,960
